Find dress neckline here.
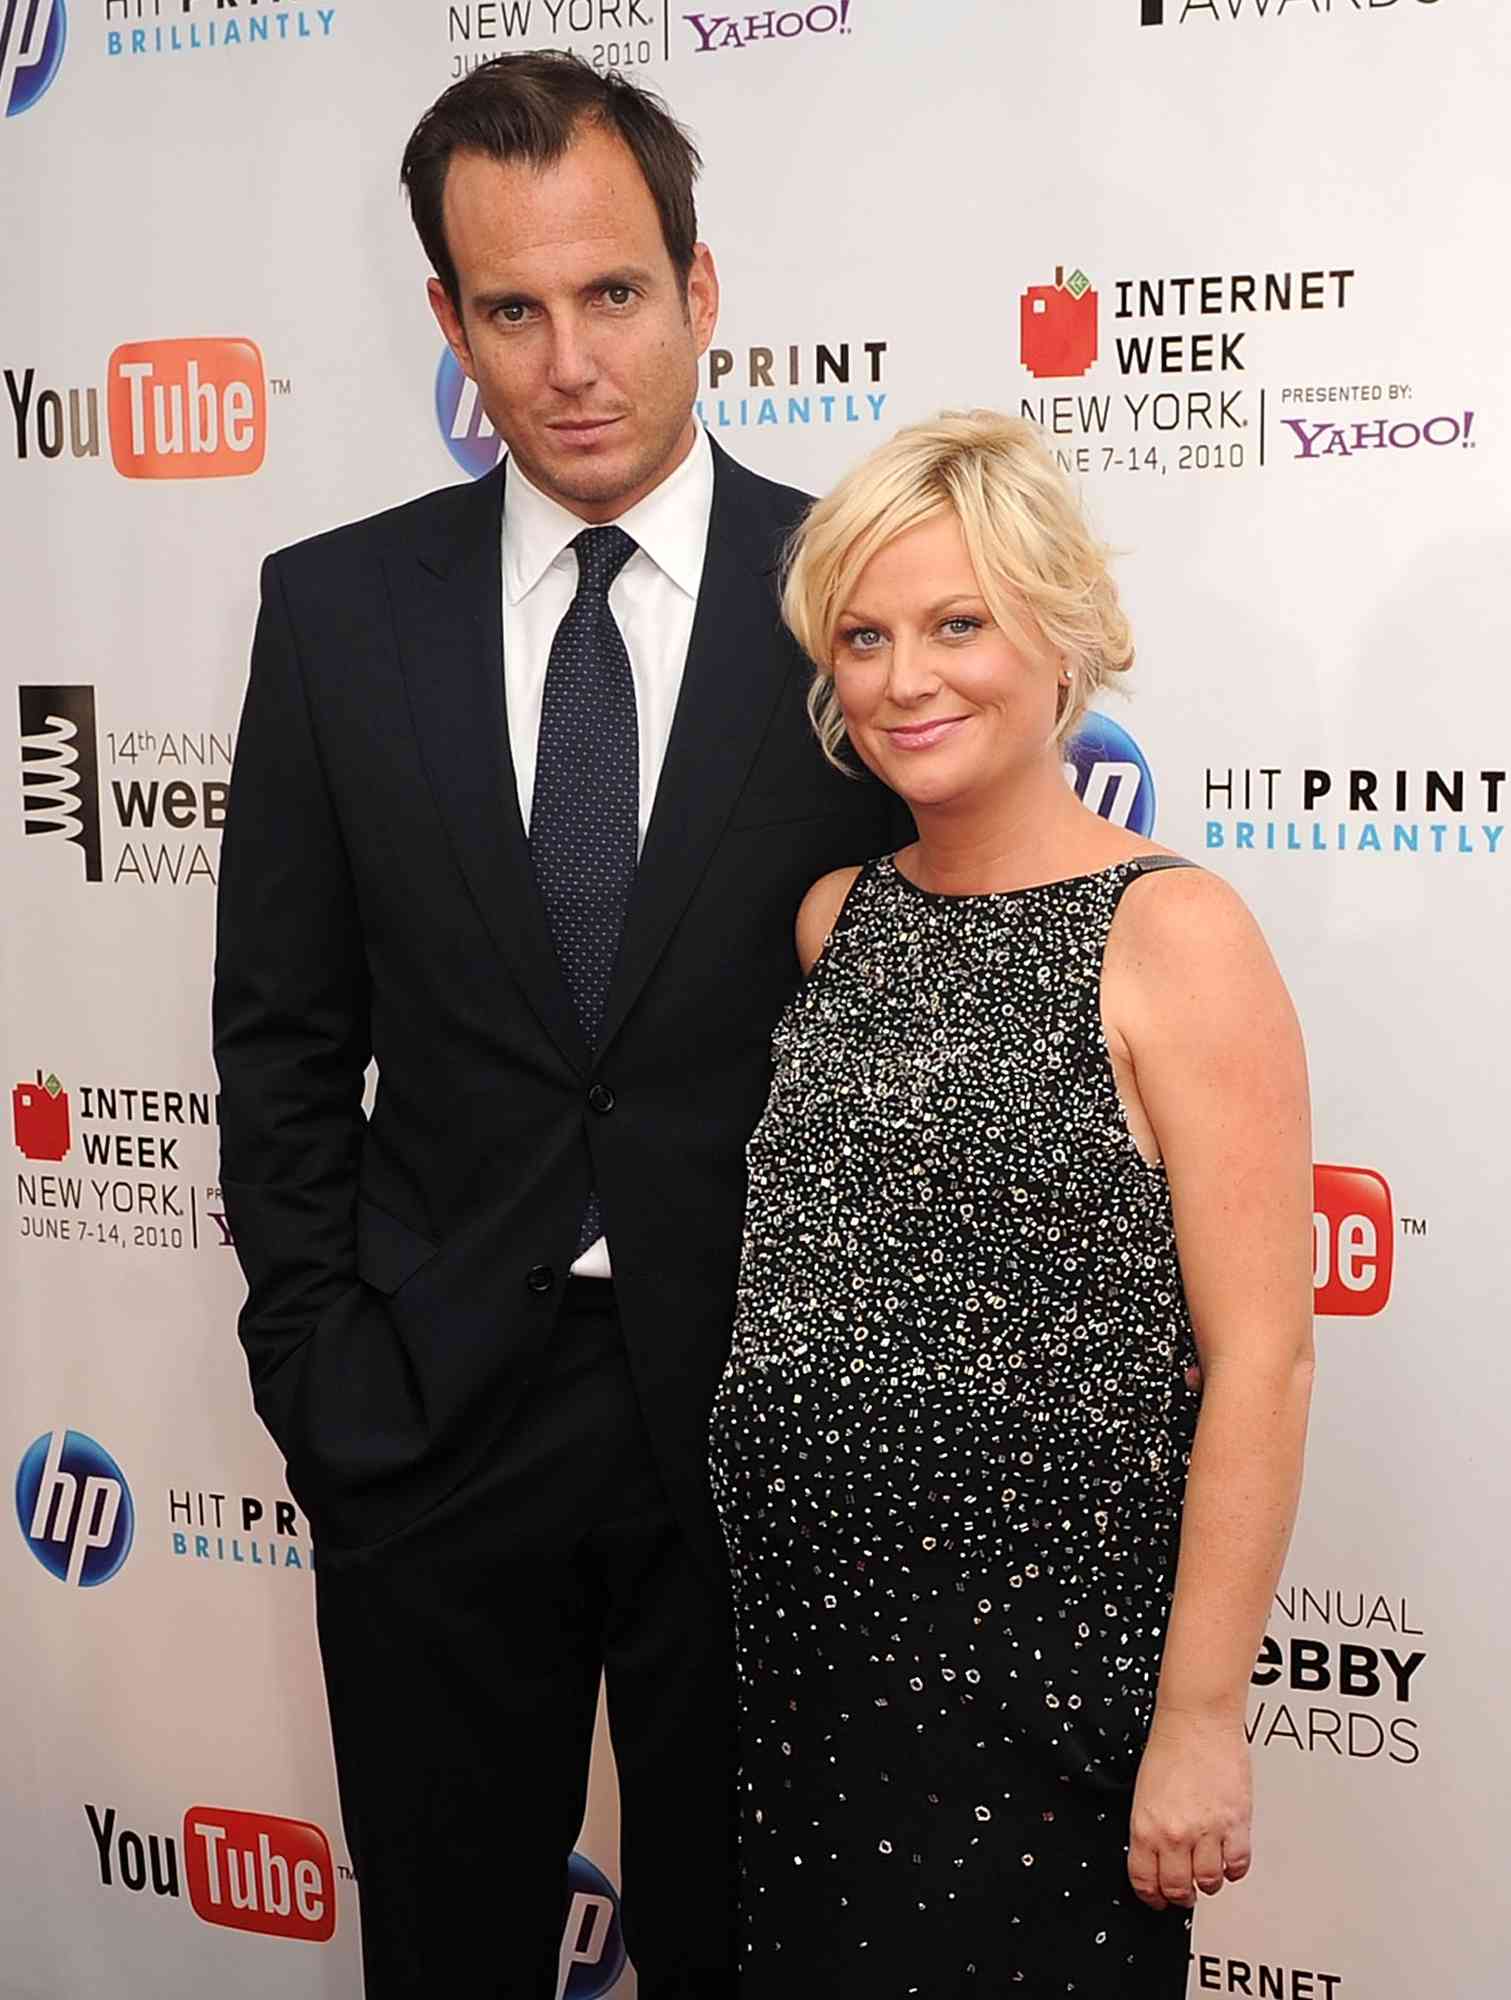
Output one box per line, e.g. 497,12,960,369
883,853,1140,905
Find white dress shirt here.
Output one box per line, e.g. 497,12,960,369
501,425,715,1276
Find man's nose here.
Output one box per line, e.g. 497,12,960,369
545,313,598,396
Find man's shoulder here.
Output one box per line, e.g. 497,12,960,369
709,439,813,553
261,447,815,585
266,474,496,589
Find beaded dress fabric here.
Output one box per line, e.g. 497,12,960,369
710,854,1201,1997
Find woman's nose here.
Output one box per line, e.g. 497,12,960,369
886,635,940,704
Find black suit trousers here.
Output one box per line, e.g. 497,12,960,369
313,1281,736,2000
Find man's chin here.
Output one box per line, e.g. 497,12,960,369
530,437,687,520
526,440,637,500
550,455,634,499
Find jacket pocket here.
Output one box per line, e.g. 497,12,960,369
355,1195,439,1296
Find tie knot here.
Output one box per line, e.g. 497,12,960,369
572,524,637,595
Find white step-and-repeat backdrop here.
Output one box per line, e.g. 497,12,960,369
5,2,1507,1995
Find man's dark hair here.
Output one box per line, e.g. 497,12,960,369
400,52,702,313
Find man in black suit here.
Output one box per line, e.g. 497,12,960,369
213,51,900,2000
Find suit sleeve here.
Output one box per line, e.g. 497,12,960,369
212,552,371,1419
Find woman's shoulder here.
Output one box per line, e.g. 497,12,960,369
1110,849,1257,950
1104,853,1294,1046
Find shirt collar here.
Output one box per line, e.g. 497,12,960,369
502,424,714,606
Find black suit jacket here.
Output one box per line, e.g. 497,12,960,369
213,440,905,1559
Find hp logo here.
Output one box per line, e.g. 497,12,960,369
2,0,66,119
558,1851,626,2000
1064,713,1157,836
16,1429,134,1586
435,348,503,479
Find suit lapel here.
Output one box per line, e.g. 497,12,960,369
385,469,590,1076
597,445,795,1055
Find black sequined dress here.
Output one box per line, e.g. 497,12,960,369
710,855,1201,1997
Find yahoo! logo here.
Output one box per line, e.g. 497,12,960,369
1284,409,1475,462
685,1,852,53
434,348,501,480
1065,714,1157,836
17,1429,135,1586
2,0,66,118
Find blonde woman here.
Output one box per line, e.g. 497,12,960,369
708,413,1313,1996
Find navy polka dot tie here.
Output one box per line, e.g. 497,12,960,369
529,524,639,1252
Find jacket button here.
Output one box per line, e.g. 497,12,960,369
525,1264,554,1294
587,1083,615,1115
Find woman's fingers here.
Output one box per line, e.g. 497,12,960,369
1157,1844,1198,1909
1128,1720,1253,1910
1223,1829,1254,1883
1133,1822,1251,1910
1127,1834,1167,1911
1192,1832,1226,1896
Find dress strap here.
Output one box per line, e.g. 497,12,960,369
1107,853,1197,922
1124,854,1196,878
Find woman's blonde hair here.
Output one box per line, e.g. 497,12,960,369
781,409,1134,769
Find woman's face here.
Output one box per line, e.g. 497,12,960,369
830,512,1061,811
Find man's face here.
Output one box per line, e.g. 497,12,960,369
428,124,718,521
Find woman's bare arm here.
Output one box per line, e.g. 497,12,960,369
1103,867,1315,1911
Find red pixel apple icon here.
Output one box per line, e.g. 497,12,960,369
1020,267,1099,380
13,1072,72,1163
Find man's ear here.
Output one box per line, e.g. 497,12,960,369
686,243,720,358
427,276,476,382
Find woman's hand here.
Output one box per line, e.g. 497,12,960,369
1127,1708,1253,1911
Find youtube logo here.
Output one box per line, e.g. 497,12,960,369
183,1807,335,1941
86,1800,336,1943
1313,1164,1394,1317
6,338,269,478
108,339,267,479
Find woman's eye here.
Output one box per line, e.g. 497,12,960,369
840,627,883,652
943,616,981,638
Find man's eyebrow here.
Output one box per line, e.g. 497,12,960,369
471,267,659,314
587,265,656,293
